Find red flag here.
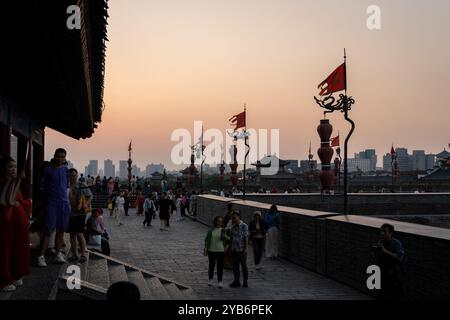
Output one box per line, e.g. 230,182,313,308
229,111,246,131
331,135,340,147
128,140,132,152
318,63,346,96
390,145,395,155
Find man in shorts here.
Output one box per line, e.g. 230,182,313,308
37,148,71,267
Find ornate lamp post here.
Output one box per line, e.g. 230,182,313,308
127,141,132,192
314,50,355,214
317,119,335,194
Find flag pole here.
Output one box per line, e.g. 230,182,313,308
243,104,248,199
200,124,204,193
343,48,355,215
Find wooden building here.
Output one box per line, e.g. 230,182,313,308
0,0,108,206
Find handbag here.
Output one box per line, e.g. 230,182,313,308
89,234,102,246
107,202,113,210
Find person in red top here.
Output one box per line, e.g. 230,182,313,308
136,191,145,216
0,156,31,292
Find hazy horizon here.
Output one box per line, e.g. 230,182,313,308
46,0,450,171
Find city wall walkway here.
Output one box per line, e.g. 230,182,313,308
105,209,369,300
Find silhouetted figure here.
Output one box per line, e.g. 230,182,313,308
106,281,140,301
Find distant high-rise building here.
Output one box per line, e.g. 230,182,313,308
132,165,142,177
395,148,412,171
412,150,426,171
355,149,377,171
383,153,392,172
119,160,128,179
145,163,165,176
85,160,98,176
425,154,436,170
347,158,371,172
98,169,104,177
104,159,115,178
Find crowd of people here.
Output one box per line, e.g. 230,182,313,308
0,149,405,300
0,149,109,292
203,203,281,289
106,188,198,230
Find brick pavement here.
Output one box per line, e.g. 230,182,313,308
104,209,369,300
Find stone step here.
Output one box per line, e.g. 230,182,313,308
86,256,110,289
144,276,171,300
163,283,185,300
126,269,154,300
180,288,198,300
108,262,128,284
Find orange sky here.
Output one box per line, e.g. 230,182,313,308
47,0,450,171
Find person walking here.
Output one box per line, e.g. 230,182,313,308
114,191,125,226
107,177,114,196
0,156,31,292
37,148,71,267
204,216,229,288
143,194,156,227
229,211,249,288
249,211,267,270
158,192,171,231
124,190,130,216
136,191,145,216
175,194,182,221
67,168,91,263
180,193,187,220
265,204,280,259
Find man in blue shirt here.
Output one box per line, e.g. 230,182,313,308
37,148,70,267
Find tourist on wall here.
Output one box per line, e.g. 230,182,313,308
67,168,91,263
175,194,182,221
158,192,172,231
249,211,267,270
0,156,31,292
264,204,280,259
372,223,405,300
136,191,145,216
143,194,156,227
108,192,117,217
229,211,250,288
37,148,71,267
123,190,130,216
181,192,187,219
222,202,235,269
107,177,114,196
204,216,229,288
86,208,109,255
114,191,125,226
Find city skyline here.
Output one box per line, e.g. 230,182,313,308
66,146,441,176
46,0,450,171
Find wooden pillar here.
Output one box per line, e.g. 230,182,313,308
0,123,11,156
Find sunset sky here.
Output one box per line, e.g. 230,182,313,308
46,0,450,172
